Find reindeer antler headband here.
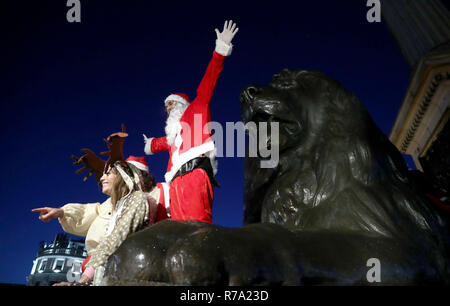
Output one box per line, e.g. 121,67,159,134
72,124,128,182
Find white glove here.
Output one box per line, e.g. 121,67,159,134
143,134,153,155
215,20,239,46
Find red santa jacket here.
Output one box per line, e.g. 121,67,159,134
148,49,228,183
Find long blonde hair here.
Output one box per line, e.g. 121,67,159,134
109,167,130,208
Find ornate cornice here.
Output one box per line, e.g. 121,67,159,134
400,71,450,152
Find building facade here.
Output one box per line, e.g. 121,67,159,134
27,233,87,286
384,0,450,197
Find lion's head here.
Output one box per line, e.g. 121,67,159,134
240,69,448,248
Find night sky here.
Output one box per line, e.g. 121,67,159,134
0,0,414,284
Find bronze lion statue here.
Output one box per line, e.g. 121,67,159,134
101,69,450,285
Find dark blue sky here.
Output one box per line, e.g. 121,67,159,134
1,0,413,284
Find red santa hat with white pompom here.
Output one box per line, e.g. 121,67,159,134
125,155,149,173
164,93,191,107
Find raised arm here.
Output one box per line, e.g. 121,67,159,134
195,20,239,104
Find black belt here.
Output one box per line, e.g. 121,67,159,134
172,157,220,187
172,157,219,187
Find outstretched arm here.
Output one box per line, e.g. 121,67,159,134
144,134,170,155
32,207,64,222
196,20,239,104
32,202,101,237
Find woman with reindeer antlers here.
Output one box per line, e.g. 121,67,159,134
32,126,168,285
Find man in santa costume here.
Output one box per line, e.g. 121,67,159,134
143,20,239,224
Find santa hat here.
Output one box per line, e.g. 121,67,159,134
164,93,191,107
125,155,149,173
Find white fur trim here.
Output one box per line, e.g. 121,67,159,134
127,161,148,172
105,162,141,237
174,123,183,148
106,195,129,237
165,94,189,106
215,39,233,56
115,164,135,193
144,137,154,155
164,140,216,183
204,147,218,176
160,182,171,217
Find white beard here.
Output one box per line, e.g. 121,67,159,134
165,103,188,146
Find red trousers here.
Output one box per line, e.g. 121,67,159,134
169,168,214,223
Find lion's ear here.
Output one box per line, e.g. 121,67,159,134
324,93,353,137
326,89,368,138
327,120,347,137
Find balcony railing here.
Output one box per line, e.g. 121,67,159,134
38,246,86,258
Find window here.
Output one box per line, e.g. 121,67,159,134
76,246,84,256
71,260,82,274
38,259,47,273
53,258,65,272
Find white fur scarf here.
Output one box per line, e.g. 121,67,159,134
105,162,146,237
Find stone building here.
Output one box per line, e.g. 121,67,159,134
384,0,450,197
27,233,87,286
